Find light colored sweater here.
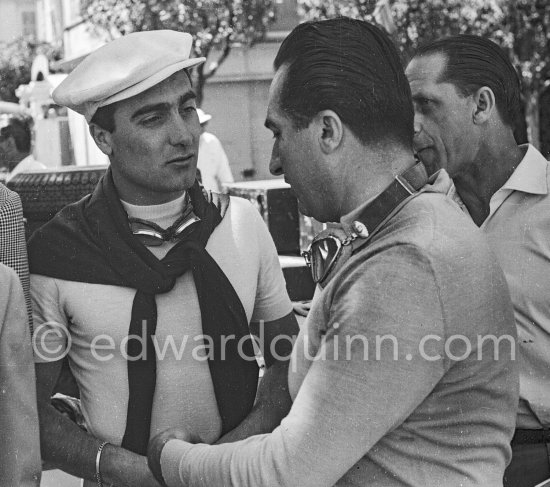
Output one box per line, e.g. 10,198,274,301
161,190,519,487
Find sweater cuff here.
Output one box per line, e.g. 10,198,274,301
160,439,194,487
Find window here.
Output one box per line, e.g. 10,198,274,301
22,11,36,37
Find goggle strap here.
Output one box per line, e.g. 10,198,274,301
307,162,428,286
352,162,427,238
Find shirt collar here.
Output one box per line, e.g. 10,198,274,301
121,192,187,222
499,144,548,195
422,168,454,195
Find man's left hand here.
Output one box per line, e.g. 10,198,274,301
147,427,199,487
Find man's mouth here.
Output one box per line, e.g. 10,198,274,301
414,146,431,155
166,154,194,165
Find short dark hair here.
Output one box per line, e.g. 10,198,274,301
89,68,195,133
414,35,521,127
0,113,32,153
90,103,117,132
273,17,414,148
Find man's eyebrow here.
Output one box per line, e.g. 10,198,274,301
131,91,196,120
411,90,434,101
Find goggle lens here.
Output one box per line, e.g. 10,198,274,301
128,214,201,247
130,227,165,247
303,235,343,284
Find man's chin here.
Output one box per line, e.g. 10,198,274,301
297,199,311,218
417,153,440,177
178,167,199,188
297,200,332,223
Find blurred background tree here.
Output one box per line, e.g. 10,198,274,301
81,0,277,106
298,0,550,149
0,37,60,103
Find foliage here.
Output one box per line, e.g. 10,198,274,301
81,0,277,104
298,0,550,145
0,37,61,103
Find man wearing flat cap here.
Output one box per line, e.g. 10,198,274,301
28,30,298,486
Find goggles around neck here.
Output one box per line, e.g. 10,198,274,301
128,195,201,247
302,231,356,285
302,162,428,286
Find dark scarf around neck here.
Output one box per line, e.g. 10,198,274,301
28,168,259,454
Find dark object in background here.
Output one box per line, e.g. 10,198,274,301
7,165,108,237
279,255,315,302
539,86,550,160
225,180,301,255
225,180,317,301
241,168,256,180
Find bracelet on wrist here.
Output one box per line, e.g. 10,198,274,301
95,441,109,487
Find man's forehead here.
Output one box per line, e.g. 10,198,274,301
406,52,447,85
265,67,287,123
268,67,287,104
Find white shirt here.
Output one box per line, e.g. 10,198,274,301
431,144,550,428
480,144,550,428
197,132,234,193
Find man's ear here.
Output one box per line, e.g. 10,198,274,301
316,110,344,154
472,86,496,125
3,135,17,153
89,123,113,156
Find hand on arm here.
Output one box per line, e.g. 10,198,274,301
292,300,311,317
145,250,449,487
216,311,298,443
148,427,199,486
36,361,162,487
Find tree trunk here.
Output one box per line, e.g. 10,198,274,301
195,68,206,108
194,41,233,108
525,90,541,149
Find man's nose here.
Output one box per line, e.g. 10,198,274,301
413,115,422,137
169,113,195,146
269,151,283,176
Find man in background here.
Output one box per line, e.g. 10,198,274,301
406,34,550,486
0,181,32,323
0,113,40,487
196,108,234,192
0,113,46,183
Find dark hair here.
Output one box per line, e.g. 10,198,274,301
89,68,195,133
90,103,117,132
273,17,414,148
414,35,521,127
0,113,32,153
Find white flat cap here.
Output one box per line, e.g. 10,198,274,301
196,108,212,125
53,30,206,122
